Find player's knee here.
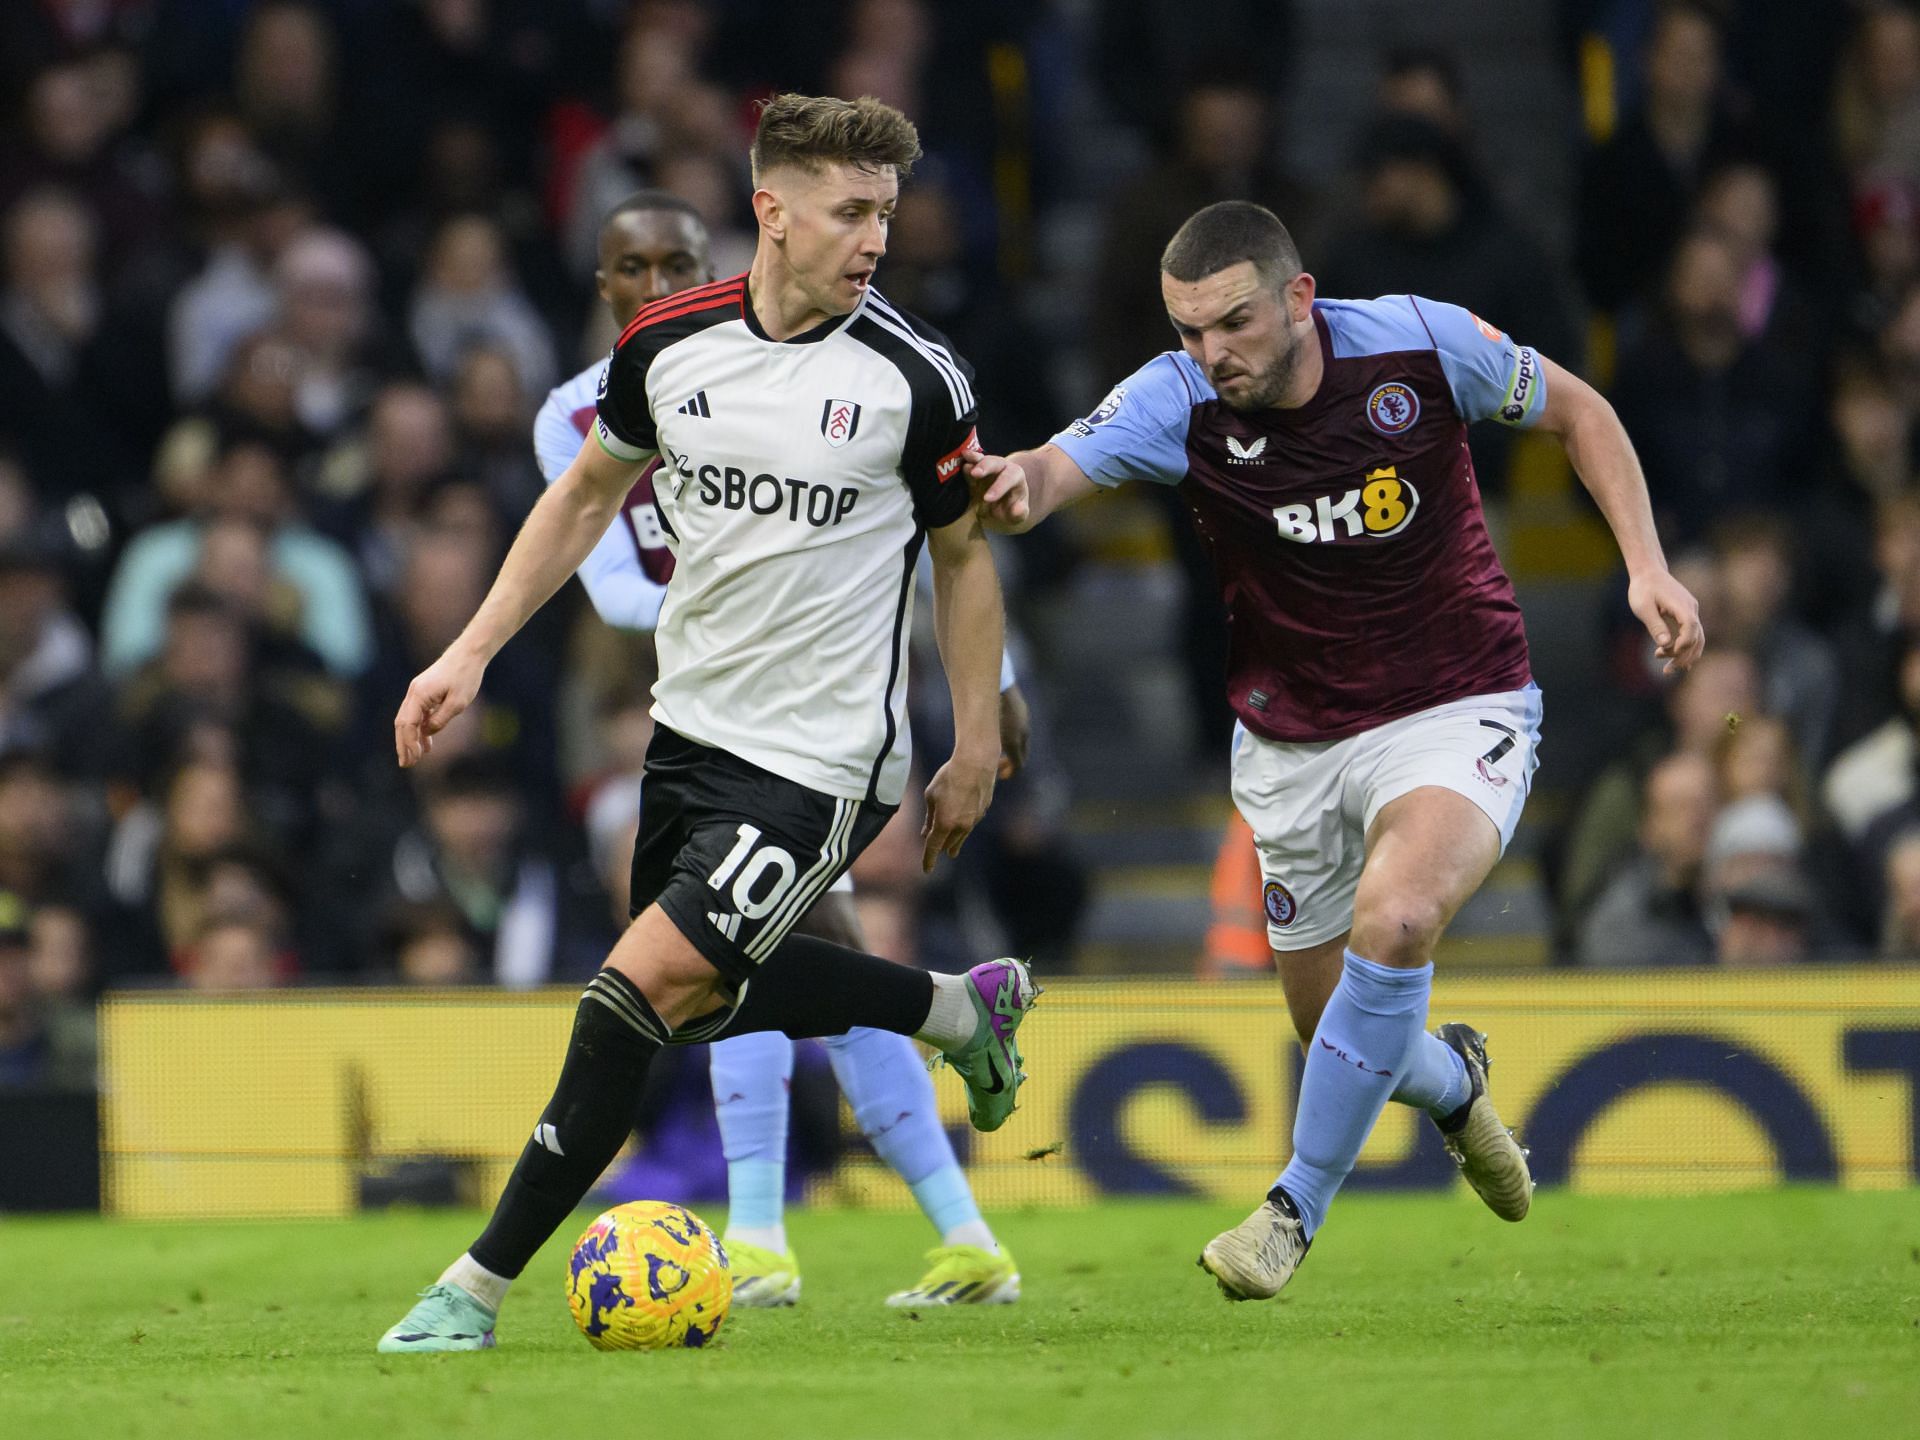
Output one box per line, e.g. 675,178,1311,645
1351,894,1446,967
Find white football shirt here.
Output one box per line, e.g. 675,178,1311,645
594,274,979,806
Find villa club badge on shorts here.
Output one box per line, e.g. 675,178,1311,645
821,398,862,448
1263,879,1298,929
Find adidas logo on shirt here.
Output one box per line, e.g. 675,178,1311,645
676,391,712,418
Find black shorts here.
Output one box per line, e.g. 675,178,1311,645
630,727,895,988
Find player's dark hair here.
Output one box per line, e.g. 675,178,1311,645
750,93,921,184
1160,201,1303,293
601,189,704,237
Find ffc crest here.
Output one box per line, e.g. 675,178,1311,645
821,399,862,448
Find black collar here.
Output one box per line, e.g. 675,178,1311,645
738,284,867,345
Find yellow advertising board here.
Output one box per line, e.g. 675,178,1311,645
100,970,1920,1219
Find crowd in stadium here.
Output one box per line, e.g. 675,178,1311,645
4,0,1920,1088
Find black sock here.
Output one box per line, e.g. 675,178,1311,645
711,932,934,1040
469,970,664,1279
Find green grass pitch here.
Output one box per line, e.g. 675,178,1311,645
3,1190,1915,1440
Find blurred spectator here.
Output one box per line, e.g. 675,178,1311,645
450,342,543,521
0,54,167,275
1575,752,1717,968
0,536,110,774
0,186,130,507
563,21,741,280
1714,874,1817,966
111,585,340,865
1561,648,1761,927
102,754,253,972
29,899,92,1005
157,333,318,516
372,755,607,988
181,910,288,992
1849,179,1920,338
166,150,313,406
310,382,455,598
878,167,1063,454
1710,516,1839,768
1834,2,1920,183
1700,793,1821,966
99,436,372,679
1611,228,1821,548
1830,353,1912,503
1322,112,1575,362
383,899,484,985
1,6,151,95
1377,47,1470,136
408,214,557,398
1829,638,1920,913
1880,828,1920,958
0,751,100,916
358,517,558,803
1090,69,1310,378
1803,355,1912,629
1693,160,1817,351
0,892,95,1088
1702,792,1803,902
1714,713,1811,826
1318,111,1577,492
234,1,352,224
1832,494,1920,749
376,112,567,332
1089,1,1294,144
1578,1,1754,313
270,227,385,438
651,150,755,284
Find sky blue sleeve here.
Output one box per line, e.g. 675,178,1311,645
1048,352,1196,487
1409,296,1548,428
532,390,587,482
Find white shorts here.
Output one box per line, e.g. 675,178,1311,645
1229,684,1543,952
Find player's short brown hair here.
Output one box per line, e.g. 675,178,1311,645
1161,201,1304,292
750,93,921,185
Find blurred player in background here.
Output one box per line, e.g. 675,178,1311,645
532,190,1027,1309
976,201,1703,1299
379,95,1036,1353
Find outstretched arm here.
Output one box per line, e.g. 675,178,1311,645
970,443,1101,534
1534,355,1705,674
395,433,644,765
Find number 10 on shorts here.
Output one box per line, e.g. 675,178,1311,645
706,824,800,918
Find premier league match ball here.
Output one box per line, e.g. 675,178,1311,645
565,1201,733,1351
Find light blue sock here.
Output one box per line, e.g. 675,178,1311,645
821,1027,990,1245
1392,1031,1471,1117
709,1031,792,1240
1277,951,1434,1237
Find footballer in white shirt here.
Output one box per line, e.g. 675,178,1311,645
381,95,1037,1353
530,189,1030,1308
